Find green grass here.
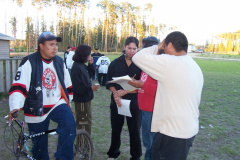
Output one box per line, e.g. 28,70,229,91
188,59,240,160
0,93,8,100
105,54,121,62
197,53,240,59
0,57,239,160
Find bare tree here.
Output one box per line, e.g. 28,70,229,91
9,17,17,49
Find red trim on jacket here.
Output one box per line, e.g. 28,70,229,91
43,104,55,108
24,113,47,117
11,83,27,89
67,85,73,95
9,83,28,98
9,90,27,98
41,58,53,64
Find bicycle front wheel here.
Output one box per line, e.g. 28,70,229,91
74,129,93,160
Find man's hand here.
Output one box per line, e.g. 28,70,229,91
109,87,122,107
128,79,144,88
158,39,165,51
8,109,19,123
116,89,129,97
113,91,122,107
92,85,100,91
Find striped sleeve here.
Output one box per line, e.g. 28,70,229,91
9,59,32,111
63,63,73,102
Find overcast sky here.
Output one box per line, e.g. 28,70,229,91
0,0,239,45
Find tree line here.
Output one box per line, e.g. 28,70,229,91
10,0,177,53
205,31,240,55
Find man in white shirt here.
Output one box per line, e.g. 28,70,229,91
96,54,110,86
66,47,76,74
132,31,204,160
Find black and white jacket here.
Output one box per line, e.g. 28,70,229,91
9,52,73,123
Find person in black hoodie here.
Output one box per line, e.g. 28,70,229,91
71,45,100,136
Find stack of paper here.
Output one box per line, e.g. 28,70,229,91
107,75,139,90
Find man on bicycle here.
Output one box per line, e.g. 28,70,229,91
8,31,76,160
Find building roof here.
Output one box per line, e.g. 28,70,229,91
0,33,15,41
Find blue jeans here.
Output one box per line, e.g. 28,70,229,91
142,110,156,160
92,68,98,80
28,104,76,160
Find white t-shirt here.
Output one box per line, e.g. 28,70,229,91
96,56,110,74
133,45,204,139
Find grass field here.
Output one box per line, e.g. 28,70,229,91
0,55,239,160
196,53,240,59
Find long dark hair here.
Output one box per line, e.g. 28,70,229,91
73,45,91,63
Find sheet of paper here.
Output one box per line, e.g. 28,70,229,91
112,75,132,80
107,75,139,90
117,99,132,117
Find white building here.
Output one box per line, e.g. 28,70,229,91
0,33,15,59
188,44,196,53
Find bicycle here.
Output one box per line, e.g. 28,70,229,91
4,111,94,160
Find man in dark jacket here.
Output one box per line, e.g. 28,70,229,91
91,48,102,80
8,31,76,160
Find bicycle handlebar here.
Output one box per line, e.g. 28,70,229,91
11,110,19,118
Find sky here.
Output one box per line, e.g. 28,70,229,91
0,0,239,45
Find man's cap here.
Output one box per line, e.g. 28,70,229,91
72,47,77,50
95,48,98,50
38,31,62,44
142,36,160,48
142,36,160,43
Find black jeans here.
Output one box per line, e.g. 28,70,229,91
98,73,107,86
151,132,195,160
107,104,142,160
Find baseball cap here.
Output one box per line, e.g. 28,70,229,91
142,36,160,43
38,31,62,45
72,47,77,50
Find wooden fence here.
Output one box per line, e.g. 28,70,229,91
0,58,23,93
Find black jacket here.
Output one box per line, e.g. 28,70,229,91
71,62,95,102
106,54,142,108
